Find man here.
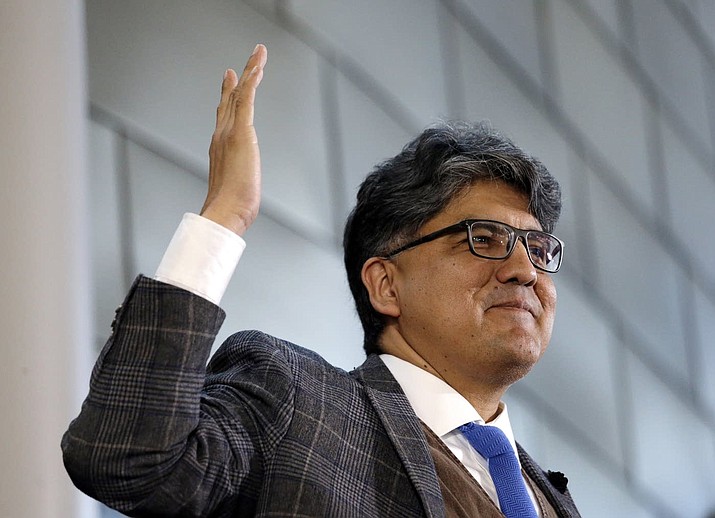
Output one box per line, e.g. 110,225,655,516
63,45,580,517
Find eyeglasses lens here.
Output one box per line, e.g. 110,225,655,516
469,222,512,257
526,232,562,272
469,222,561,273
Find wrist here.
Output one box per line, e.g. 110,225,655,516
200,204,256,236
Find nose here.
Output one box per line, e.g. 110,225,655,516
495,236,537,286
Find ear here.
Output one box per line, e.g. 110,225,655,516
361,257,401,318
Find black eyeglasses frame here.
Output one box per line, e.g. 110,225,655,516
381,219,564,273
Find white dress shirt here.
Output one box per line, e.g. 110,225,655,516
155,213,246,305
155,213,540,515
379,354,540,514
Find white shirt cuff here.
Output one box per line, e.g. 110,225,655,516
154,213,246,305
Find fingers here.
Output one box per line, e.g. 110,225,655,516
226,44,267,131
215,69,238,130
239,44,268,88
215,44,267,133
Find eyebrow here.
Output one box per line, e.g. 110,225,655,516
459,216,544,232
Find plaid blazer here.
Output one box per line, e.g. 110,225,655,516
63,276,580,517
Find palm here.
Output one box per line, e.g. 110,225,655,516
201,44,267,236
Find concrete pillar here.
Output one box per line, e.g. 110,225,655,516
0,1,97,517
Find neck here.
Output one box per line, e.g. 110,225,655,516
379,327,508,422
448,379,506,422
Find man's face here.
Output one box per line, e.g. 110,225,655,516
384,180,557,393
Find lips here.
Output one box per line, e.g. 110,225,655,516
488,299,537,317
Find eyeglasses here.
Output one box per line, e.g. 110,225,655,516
382,219,564,273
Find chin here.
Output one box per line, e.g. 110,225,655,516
501,325,544,351
494,337,545,382
493,355,539,386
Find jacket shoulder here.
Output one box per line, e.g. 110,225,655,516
207,329,349,377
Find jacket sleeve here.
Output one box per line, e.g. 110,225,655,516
61,275,294,517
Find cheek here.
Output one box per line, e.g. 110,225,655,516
400,257,493,318
537,281,558,329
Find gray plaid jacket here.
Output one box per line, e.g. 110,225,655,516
63,276,580,517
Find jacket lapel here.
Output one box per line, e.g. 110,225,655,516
518,444,582,518
353,355,445,518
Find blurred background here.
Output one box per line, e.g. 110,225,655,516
2,1,714,517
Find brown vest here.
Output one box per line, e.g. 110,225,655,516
421,423,559,518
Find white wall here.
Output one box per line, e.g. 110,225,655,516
84,1,715,516
0,1,96,517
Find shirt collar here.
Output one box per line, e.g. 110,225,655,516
379,353,519,451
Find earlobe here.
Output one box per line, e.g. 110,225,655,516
361,258,401,318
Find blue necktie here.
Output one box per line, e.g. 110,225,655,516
460,422,538,518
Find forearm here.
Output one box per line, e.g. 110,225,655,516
62,276,226,513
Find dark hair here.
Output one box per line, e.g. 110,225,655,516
343,121,562,355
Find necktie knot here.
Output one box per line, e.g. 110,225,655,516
459,422,512,458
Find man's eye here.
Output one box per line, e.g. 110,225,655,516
471,234,495,247
530,246,546,259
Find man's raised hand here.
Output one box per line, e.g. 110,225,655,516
201,44,267,236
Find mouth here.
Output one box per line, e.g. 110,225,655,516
488,300,537,317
